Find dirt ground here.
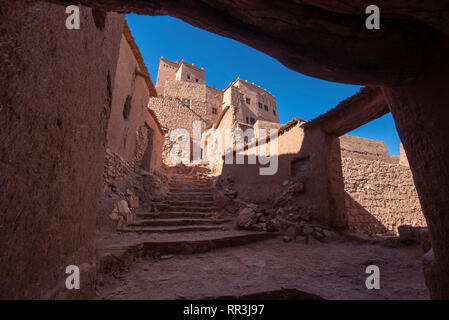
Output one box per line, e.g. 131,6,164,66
95,237,428,300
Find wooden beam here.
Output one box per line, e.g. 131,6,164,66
303,87,389,136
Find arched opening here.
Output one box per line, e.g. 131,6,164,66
1,0,448,300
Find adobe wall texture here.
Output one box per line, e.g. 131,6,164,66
106,35,163,172
155,58,178,95
0,0,124,299
254,120,283,136
163,79,220,124
340,135,425,235
149,78,222,165
206,86,224,115
176,62,206,83
100,27,165,231
148,96,202,164
235,79,279,124
216,121,425,232
218,120,334,226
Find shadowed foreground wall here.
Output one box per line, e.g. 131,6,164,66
0,1,124,299
340,136,425,235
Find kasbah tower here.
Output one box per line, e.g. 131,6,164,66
148,57,281,164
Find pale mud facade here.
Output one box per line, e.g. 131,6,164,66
99,21,166,230
206,91,425,235
149,57,281,165
105,22,164,176
223,78,279,125
152,57,223,127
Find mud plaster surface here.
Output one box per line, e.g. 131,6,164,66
96,238,428,300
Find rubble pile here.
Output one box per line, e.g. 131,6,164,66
100,149,170,229
211,175,342,243
235,205,278,232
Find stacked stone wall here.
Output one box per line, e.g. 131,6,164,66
149,95,211,165
341,145,425,235
103,148,134,187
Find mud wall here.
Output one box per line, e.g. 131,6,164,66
235,80,279,124
106,34,163,173
155,58,178,96
0,1,124,299
149,93,212,165
218,121,335,225
163,79,220,125
340,136,425,235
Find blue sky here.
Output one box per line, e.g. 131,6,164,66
127,14,401,155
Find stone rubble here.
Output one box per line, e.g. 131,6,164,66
100,148,172,230
212,174,344,244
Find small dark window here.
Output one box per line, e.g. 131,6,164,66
181,98,191,108
246,97,251,104
291,157,311,176
187,74,191,79
250,117,255,124
123,95,132,120
212,107,218,115
246,117,249,124
258,102,263,109
264,104,268,111
195,78,199,83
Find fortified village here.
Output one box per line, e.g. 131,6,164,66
102,23,424,236
3,1,445,300
95,20,426,298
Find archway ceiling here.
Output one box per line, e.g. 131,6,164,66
45,0,449,85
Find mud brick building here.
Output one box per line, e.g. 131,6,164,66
149,57,281,164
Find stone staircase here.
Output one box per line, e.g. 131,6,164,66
104,171,279,262
122,174,231,233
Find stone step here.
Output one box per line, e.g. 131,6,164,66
152,203,170,211
153,203,215,210
167,200,216,207
169,181,211,187
128,218,232,227
170,177,212,182
118,225,225,234
165,206,219,212
167,194,214,201
170,182,212,186
169,187,211,193
141,232,281,255
167,191,212,197
97,231,281,274
168,184,212,192
137,212,216,219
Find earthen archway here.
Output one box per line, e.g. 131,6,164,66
3,0,449,299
